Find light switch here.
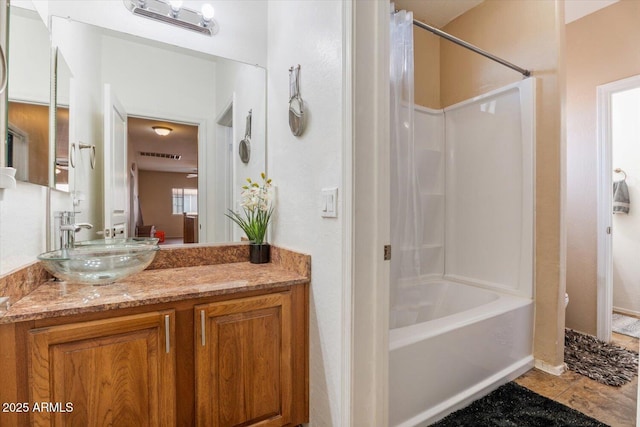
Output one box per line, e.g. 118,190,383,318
321,188,338,218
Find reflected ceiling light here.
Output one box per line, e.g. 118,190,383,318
152,126,173,136
124,0,219,36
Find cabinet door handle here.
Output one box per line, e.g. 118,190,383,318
165,314,171,354
200,310,206,347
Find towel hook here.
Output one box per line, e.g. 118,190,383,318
0,45,7,95
79,143,96,170
614,168,627,180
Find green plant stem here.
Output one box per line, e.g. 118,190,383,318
225,207,273,244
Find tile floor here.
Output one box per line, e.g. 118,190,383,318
514,332,639,427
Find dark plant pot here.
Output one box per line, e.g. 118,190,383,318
249,243,270,264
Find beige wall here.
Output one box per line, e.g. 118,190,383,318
438,0,566,367
414,28,441,109
7,102,49,186
138,170,197,239
566,0,640,334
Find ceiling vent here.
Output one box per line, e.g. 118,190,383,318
139,151,182,160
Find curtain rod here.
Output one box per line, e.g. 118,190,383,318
411,18,531,78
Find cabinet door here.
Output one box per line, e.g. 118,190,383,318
29,310,176,427
195,292,292,427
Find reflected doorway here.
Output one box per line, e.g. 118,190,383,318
128,116,199,245
216,100,234,242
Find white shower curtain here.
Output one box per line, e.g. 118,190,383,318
390,8,422,295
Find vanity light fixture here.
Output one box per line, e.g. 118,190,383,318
152,126,173,136
124,0,219,36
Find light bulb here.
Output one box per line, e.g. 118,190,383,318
201,4,215,21
169,0,183,12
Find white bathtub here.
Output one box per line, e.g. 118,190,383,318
389,281,534,427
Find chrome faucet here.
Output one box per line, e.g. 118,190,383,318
57,211,93,249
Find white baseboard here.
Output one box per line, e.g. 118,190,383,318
613,306,640,319
534,359,566,376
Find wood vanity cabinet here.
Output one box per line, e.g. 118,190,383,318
195,292,293,427
28,310,176,427
0,284,308,427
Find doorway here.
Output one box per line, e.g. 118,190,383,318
128,116,200,245
597,74,640,341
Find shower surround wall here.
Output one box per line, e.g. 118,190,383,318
390,106,444,313
414,108,445,279
439,0,564,369
444,83,534,296
392,80,535,297
389,79,535,426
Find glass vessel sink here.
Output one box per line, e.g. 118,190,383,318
38,238,160,285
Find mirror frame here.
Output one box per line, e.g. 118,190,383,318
48,46,57,190
0,1,9,171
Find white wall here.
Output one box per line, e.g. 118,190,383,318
0,183,47,274
51,16,104,241
47,0,268,67
611,87,640,315
7,7,50,103
100,34,217,121
267,1,345,424
100,32,218,239
216,60,267,241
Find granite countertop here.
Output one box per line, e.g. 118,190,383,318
0,246,310,324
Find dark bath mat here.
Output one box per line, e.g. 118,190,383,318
565,328,638,387
430,382,607,427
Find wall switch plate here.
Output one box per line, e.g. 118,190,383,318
321,188,338,218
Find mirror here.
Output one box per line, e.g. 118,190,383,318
50,16,266,246
54,50,71,191
6,5,51,187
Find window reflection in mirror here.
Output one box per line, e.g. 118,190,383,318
6,6,50,186
50,16,266,246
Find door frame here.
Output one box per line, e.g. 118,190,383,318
349,0,390,425
596,74,640,341
215,97,234,242
124,109,206,241
103,84,129,238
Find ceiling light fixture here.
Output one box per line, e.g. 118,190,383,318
152,126,173,136
124,0,219,36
